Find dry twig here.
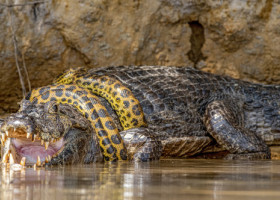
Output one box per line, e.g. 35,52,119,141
6,1,26,96
3,0,45,96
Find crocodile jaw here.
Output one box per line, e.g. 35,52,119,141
1,135,65,166
0,112,66,166
0,101,99,166
11,138,64,165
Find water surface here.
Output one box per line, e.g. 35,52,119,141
1,159,280,200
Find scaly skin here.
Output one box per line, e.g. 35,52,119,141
29,84,127,161
1,101,103,165
30,68,147,130
81,66,280,159
0,99,160,165
3,65,280,165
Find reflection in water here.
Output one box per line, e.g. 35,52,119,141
1,159,280,200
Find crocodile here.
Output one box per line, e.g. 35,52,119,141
2,65,280,166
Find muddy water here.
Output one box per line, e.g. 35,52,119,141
1,159,280,200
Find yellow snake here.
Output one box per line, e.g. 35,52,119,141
28,84,128,161
53,68,147,130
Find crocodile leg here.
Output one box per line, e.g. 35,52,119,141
204,99,271,159
120,128,162,162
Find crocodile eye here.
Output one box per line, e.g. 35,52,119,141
50,104,58,113
45,101,59,114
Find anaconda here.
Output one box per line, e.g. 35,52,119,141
27,84,127,161
2,65,280,165
30,68,147,130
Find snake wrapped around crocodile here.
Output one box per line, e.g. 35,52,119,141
1,65,280,166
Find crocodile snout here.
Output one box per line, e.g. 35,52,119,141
0,112,36,140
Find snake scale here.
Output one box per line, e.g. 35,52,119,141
26,84,129,161
2,65,280,166
25,67,150,161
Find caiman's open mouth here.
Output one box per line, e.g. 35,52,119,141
1,101,100,167
1,129,65,167
12,139,63,163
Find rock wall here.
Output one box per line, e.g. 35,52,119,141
0,0,280,113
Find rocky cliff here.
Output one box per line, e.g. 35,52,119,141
0,0,279,113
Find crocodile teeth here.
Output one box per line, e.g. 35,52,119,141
26,132,31,139
2,133,6,141
36,156,41,166
44,142,49,150
5,130,9,137
32,134,35,142
45,156,49,163
20,157,26,166
2,152,9,163
48,155,51,161
41,140,44,145
9,153,14,164
32,134,39,142
33,164,36,170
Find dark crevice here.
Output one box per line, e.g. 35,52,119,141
187,21,206,67
31,3,40,21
